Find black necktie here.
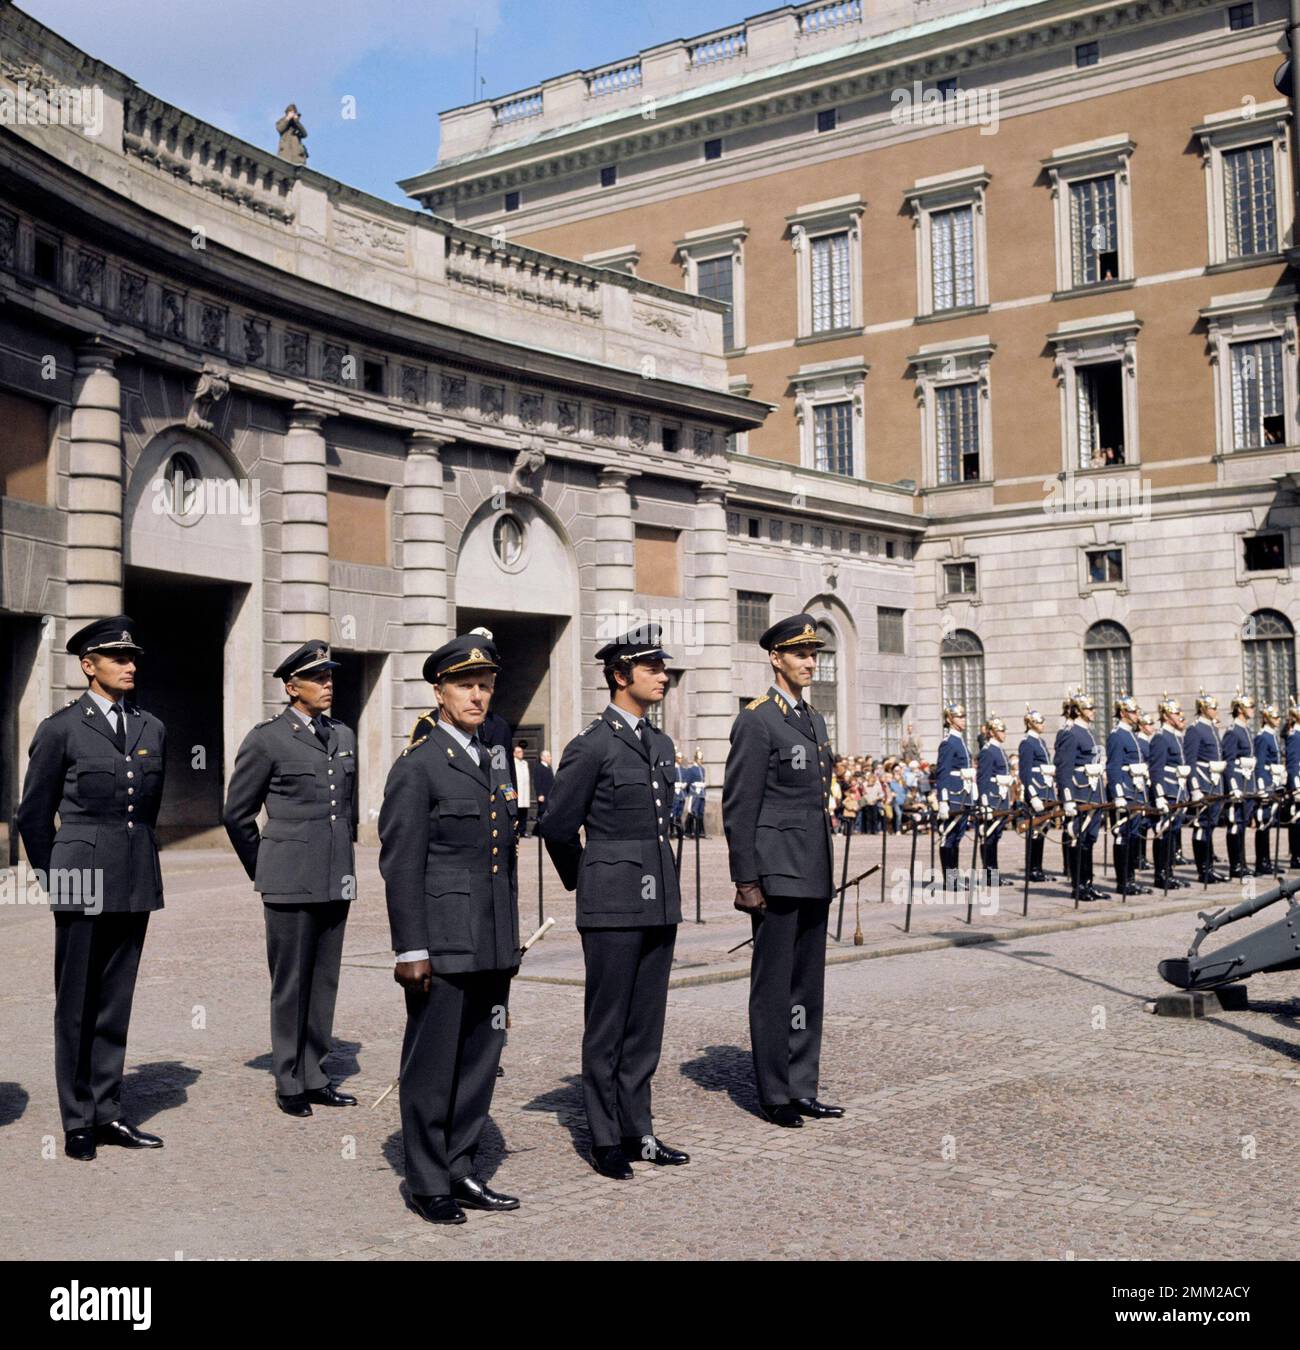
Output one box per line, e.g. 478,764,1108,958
310,717,330,752
108,703,125,752
471,737,490,782
633,719,644,740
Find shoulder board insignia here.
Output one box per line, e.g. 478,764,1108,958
579,718,603,736
339,749,353,757
774,696,788,715
255,716,277,728
407,711,436,746
745,695,769,711
402,735,428,757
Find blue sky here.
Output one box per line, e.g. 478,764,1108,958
22,0,755,206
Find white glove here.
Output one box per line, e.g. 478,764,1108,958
938,799,950,821
1030,795,1044,814
1191,788,1203,803
1064,797,1078,819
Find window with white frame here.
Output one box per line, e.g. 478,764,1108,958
1201,287,1298,454
905,166,990,318
1195,102,1292,267
1042,135,1134,293
908,338,995,487
675,222,748,351
787,195,864,340
792,357,868,478
1047,312,1141,470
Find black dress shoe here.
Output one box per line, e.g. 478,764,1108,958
305,1084,356,1107
793,1097,845,1119
410,1193,466,1225
96,1119,163,1149
64,1128,96,1161
276,1093,312,1117
759,1103,804,1128
452,1177,520,1211
592,1145,634,1179
621,1134,690,1165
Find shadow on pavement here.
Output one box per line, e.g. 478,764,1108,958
519,1074,590,1161
0,1081,29,1128
677,1043,758,1116
244,1038,363,1086
122,1060,200,1126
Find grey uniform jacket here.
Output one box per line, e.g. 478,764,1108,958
537,714,682,929
378,721,521,974
222,709,357,904
17,693,167,914
722,692,835,901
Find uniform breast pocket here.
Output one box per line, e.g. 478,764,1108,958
436,798,481,844
75,758,117,801
275,763,318,802
612,771,651,807
425,872,475,954
776,745,809,786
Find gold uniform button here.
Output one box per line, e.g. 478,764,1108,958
492,829,498,838
492,864,499,873
491,811,497,820
492,847,499,855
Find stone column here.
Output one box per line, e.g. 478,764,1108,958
594,465,639,717
280,402,331,652
65,339,127,695
694,482,733,829
400,431,452,743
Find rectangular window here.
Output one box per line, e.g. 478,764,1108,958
817,107,837,133
661,426,679,454
931,206,975,310
737,591,771,644
1228,3,1254,29
936,382,981,483
813,401,854,476
600,164,617,188
504,190,520,212
810,231,851,332
877,606,906,655
1230,339,1284,448
944,561,977,595
696,254,735,349
881,705,906,758
704,137,723,161
1076,362,1126,466
790,523,804,546
1076,41,1100,67
885,539,896,558
1224,144,1277,258
1244,533,1285,571
1069,176,1119,285
33,235,59,284
936,78,958,99
747,517,760,538
1086,547,1124,584
362,359,385,395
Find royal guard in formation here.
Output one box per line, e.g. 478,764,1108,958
1018,707,1057,882
934,701,976,890
975,715,1013,883
1056,689,1107,901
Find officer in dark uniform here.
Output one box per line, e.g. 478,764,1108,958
379,634,521,1224
1148,693,1192,890
1252,700,1285,877
16,616,167,1161
722,612,842,1129
538,624,688,1178
1055,689,1107,901
1222,692,1256,880
975,714,1012,883
1105,694,1150,897
222,641,358,1117
934,702,975,892
1184,690,1226,884
1018,706,1056,881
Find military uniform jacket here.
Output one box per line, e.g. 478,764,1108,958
16,693,167,914
538,713,681,929
1286,728,1300,792
1018,732,1054,802
722,691,834,901
976,741,1011,806
378,721,520,974
935,730,973,805
222,709,357,904
1105,724,1146,804
1055,722,1103,804
1254,727,1282,794
1183,719,1224,796
1222,722,1254,794
1148,728,1189,806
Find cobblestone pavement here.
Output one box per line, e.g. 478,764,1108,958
2,839,1297,1260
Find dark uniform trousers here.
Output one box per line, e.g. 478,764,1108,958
538,710,683,1150
580,925,676,1146
223,708,359,1098
723,691,835,1107
400,969,511,1195
16,691,168,1133
378,719,521,1197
